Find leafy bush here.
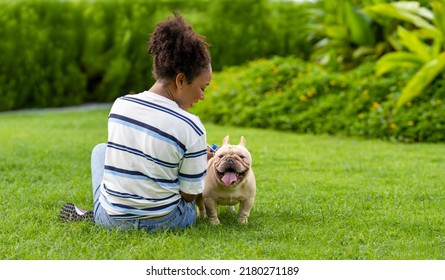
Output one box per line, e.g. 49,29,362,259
191,56,445,142
200,0,312,68
0,0,313,111
0,1,88,110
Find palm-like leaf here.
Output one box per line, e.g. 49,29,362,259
364,2,434,29
397,26,433,62
344,1,374,46
431,1,445,49
367,1,445,110
376,52,424,76
396,51,445,109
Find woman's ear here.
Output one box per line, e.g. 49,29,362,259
175,73,185,89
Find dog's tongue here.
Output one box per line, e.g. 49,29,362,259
222,171,237,186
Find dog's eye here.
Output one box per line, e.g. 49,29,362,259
239,155,245,159
218,155,224,158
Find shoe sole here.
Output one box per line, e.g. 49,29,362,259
60,203,94,222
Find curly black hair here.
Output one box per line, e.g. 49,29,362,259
148,12,211,84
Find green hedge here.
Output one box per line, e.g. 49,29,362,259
191,56,445,143
0,0,312,111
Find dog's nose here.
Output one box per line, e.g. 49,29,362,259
227,157,234,163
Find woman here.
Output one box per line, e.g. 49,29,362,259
60,13,212,231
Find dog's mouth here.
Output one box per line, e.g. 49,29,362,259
217,167,248,186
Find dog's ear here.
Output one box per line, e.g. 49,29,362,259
239,136,246,147
222,135,230,146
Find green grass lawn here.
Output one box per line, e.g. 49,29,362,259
0,106,444,260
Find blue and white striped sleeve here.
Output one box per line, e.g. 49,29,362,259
178,136,207,195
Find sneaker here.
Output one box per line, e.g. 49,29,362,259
60,203,94,222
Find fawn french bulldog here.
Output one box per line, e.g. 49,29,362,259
197,135,256,225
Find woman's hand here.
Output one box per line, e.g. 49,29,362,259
206,144,218,160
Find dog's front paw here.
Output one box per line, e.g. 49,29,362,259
238,216,248,225
209,217,221,225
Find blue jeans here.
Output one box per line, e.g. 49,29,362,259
90,143,197,231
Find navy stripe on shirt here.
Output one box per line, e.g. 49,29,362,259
111,200,180,212
178,170,207,180
121,96,204,136
184,149,207,158
108,200,180,219
107,142,179,168
109,113,186,153
104,165,179,186
103,183,177,202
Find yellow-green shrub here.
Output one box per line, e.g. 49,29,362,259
191,56,445,142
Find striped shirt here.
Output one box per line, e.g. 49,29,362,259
98,91,207,219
